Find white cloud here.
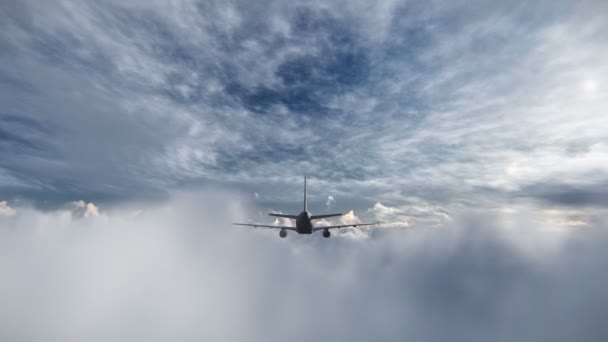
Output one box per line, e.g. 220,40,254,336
0,201,16,217
339,210,360,225
270,212,292,226
368,199,449,226
70,200,101,218
326,195,335,208
1,191,607,341
479,142,608,192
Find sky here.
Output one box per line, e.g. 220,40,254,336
1,1,608,341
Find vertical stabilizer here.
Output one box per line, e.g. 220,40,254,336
304,175,308,212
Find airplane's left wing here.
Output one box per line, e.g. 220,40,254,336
312,222,380,231
233,223,298,231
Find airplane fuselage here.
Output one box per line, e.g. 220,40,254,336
295,211,313,234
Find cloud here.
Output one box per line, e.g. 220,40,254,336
326,195,335,208
0,201,16,217
2,3,606,339
517,181,608,207
0,1,607,225
70,200,101,218
368,199,449,226
1,191,608,341
339,209,360,224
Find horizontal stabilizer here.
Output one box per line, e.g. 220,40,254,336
310,213,343,220
269,213,298,219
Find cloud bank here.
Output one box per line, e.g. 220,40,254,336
1,0,607,221
1,192,607,342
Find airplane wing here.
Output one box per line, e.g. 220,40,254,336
310,213,343,220
312,222,380,231
233,223,298,231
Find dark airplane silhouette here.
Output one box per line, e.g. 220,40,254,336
233,176,379,238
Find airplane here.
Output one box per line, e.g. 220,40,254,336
233,176,380,238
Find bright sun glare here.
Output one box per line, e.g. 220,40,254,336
582,78,599,93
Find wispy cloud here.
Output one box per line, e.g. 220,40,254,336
0,0,607,223
325,195,335,208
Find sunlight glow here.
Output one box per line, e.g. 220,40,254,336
582,78,599,93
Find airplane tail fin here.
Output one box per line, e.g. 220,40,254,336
304,175,308,212
310,213,343,220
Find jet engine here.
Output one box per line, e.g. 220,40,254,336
322,229,330,238
279,229,287,238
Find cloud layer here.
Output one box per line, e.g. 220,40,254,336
1,192,607,341
1,0,607,223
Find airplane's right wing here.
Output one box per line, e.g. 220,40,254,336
309,213,343,220
233,223,298,231
312,222,380,231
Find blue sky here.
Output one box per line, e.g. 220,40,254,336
1,1,608,341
